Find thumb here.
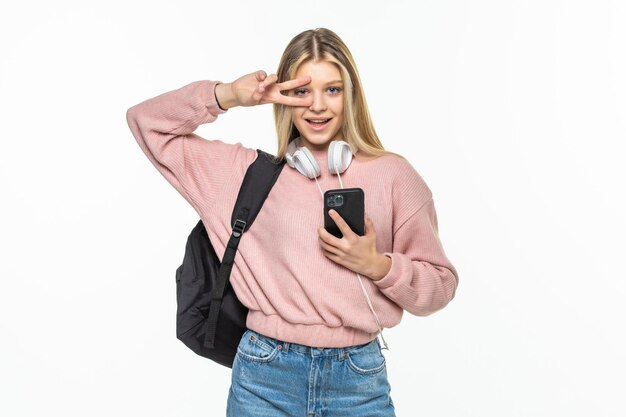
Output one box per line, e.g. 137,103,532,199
255,70,267,81
364,213,375,235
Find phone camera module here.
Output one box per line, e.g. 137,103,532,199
326,194,344,208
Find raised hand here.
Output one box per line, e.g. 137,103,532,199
215,70,314,109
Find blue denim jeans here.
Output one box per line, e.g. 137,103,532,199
226,328,396,417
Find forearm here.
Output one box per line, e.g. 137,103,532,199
374,254,458,316
127,80,226,138
371,198,459,316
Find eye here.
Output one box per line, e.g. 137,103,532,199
294,88,308,96
328,86,342,94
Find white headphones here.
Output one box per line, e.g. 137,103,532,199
285,136,357,179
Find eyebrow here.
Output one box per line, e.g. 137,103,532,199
324,80,343,85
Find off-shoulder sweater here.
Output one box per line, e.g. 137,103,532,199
126,79,459,348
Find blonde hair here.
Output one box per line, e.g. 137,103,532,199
270,28,407,164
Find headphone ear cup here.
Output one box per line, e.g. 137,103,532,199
285,137,300,169
328,140,353,175
292,147,321,179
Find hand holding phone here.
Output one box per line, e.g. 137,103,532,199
323,187,365,238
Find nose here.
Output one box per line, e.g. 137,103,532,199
309,91,327,112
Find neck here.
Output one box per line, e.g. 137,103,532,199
306,146,329,158
300,140,329,152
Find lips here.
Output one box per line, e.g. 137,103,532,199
305,118,332,130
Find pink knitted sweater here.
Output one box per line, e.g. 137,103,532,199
126,80,459,348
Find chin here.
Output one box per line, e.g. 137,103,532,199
302,136,339,148
297,128,341,143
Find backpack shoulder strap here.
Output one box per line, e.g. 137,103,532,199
230,149,286,233
203,149,286,348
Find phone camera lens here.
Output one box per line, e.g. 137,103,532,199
326,194,343,208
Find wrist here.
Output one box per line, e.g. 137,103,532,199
214,82,238,110
369,253,392,281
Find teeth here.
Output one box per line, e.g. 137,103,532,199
308,119,330,124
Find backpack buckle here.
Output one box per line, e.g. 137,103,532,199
232,219,247,237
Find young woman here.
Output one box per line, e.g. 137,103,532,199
127,27,459,417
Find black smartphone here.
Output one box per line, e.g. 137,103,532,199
323,187,365,238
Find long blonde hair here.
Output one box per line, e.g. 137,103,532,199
270,28,406,164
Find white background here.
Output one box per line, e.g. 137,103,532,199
1,0,624,416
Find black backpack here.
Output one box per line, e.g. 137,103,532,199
174,149,286,368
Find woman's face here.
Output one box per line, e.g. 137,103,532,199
290,60,345,151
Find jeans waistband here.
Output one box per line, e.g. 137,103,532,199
246,328,380,358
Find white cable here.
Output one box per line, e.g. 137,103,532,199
336,169,344,189
313,175,323,197
356,272,389,349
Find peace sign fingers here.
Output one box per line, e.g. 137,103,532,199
276,75,312,91
261,75,313,107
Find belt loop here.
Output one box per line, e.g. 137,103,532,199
339,347,346,361
282,341,290,354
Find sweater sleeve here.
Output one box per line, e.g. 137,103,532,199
372,196,459,316
125,80,258,214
